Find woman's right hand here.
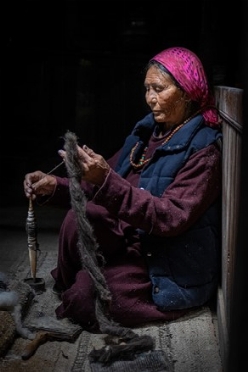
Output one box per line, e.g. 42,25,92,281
23,171,57,200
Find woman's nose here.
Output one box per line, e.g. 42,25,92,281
147,91,157,104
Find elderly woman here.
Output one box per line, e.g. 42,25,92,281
24,47,222,331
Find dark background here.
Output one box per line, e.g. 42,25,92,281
1,2,248,369
1,0,244,206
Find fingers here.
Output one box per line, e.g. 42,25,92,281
76,145,94,160
23,171,53,199
58,149,66,160
58,144,109,186
24,173,38,199
82,145,94,156
24,180,37,200
58,145,94,162
24,176,41,199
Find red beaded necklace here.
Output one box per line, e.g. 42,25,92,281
129,112,200,169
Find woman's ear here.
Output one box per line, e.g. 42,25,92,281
182,91,191,103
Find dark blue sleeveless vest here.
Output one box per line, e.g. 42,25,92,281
115,113,222,311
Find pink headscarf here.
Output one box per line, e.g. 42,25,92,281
151,46,220,127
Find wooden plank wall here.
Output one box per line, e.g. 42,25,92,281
214,86,243,372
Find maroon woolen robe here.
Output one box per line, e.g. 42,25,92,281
49,137,221,331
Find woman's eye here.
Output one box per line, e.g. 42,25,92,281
144,85,166,93
154,86,165,93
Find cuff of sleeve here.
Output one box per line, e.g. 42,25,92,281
93,169,129,207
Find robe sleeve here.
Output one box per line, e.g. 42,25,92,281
43,149,122,207
92,143,222,236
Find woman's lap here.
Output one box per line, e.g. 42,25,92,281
52,207,187,329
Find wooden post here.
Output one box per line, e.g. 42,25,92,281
214,86,243,371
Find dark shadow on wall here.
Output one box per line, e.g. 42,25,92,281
1,0,243,206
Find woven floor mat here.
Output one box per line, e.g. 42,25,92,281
71,323,174,372
8,250,82,340
71,307,222,372
0,249,222,372
89,350,172,372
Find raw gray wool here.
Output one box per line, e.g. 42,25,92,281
63,131,154,364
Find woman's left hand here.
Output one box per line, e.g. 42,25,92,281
58,145,110,186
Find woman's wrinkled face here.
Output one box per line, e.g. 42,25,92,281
145,65,188,125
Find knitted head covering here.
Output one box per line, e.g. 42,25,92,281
151,46,220,127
